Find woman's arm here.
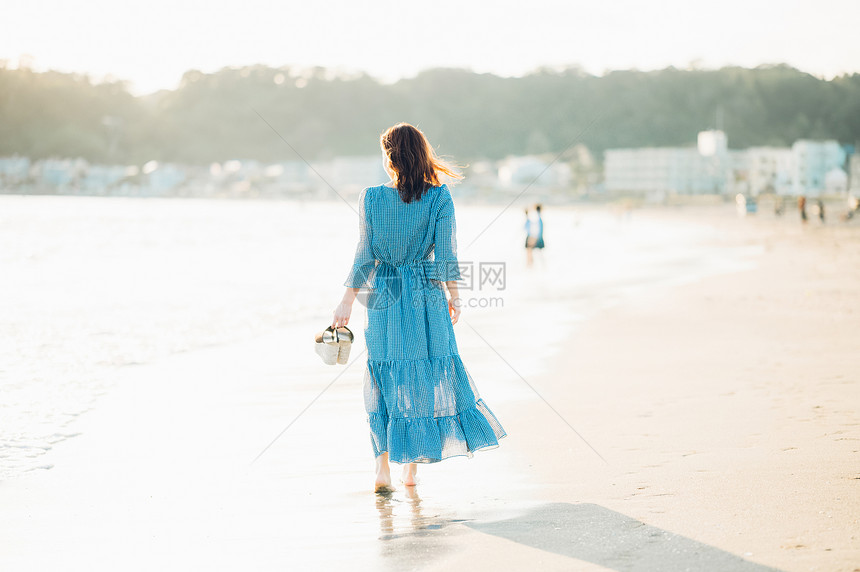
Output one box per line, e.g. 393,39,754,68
337,187,373,329
332,287,360,328
445,280,461,325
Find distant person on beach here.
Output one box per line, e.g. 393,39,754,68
842,196,860,221
332,123,506,493
534,204,546,250
798,196,808,223
524,204,545,267
620,199,634,222
774,197,784,217
524,208,534,266
817,199,826,223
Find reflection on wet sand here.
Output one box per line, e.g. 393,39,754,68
375,486,468,541
376,491,395,536
373,485,471,571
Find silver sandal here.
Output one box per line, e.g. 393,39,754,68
314,325,354,365
314,326,340,365
334,326,354,364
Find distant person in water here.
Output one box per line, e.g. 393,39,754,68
524,208,534,266
524,204,545,268
534,204,545,249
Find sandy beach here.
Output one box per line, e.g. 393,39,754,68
1,200,857,571
473,211,860,572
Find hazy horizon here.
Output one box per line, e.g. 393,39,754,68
4,59,845,97
2,0,858,96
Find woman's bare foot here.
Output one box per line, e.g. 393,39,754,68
401,463,418,486
375,452,394,493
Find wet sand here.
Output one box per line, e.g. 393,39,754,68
2,205,858,571
373,210,860,572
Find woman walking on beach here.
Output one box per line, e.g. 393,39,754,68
332,123,506,493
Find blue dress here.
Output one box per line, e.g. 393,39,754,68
344,183,506,463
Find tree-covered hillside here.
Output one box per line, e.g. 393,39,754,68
1,64,857,164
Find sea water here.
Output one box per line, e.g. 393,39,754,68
0,195,761,480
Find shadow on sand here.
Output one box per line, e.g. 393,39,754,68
467,502,784,572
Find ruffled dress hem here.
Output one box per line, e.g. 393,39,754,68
368,398,507,464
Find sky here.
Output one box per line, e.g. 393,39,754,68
2,0,858,95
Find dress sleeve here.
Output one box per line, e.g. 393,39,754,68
343,187,377,288
430,185,463,281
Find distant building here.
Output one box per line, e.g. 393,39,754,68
605,135,853,198
328,156,387,195
791,140,846,196
604,133,729,196
825,167,848,194
35,158,87,189
272,161,312,193
463,160,499,189
146,163,187,195
82,165,128,193
744,147,793,196
295,156,387,197
497,155,571,190
697,130,728,158
850,154,860,195
0,156,31,186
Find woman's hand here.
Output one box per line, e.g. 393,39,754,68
448,296,461,325
333,287,360,328
445,280,462,325
332,301,352,328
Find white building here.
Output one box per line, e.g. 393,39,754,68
330,156,387,195
0,156,31,186
463,160,499,188
604,137,729,195
497,155,571,190
825,167,848,194
697,130,728,157
791,140,847,196
81,164,128,192
309,156,387,196
850,155,860,195
605,135,851,198
35,158,88,188
744,146,794,196
146,163,187,195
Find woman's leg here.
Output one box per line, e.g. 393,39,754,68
401,462,418,486
375,452,393,492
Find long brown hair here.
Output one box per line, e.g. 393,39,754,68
380,123,462,203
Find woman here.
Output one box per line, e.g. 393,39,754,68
524,207,535,266
533,204,545,249
332,123,506,493
524,203,544,266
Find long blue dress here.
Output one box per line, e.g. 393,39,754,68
344,183,506,463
